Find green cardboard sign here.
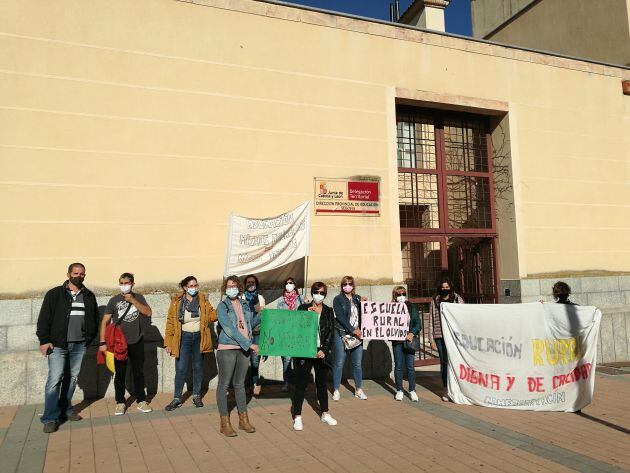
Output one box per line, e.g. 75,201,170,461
258,309,318,358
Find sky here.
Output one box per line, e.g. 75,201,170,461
279,0,473,36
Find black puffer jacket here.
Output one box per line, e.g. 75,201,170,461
297,302,334,365
36,282,99,348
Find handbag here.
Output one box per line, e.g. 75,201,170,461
97,301,131,373
403,335,420,353
342,334,361,350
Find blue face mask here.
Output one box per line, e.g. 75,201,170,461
187,287,198,296
226,287,239,299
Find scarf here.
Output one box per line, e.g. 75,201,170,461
244,290,258,314
178,294,200,322
283,290,298,311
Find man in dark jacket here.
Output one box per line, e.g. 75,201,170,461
36,263,99,433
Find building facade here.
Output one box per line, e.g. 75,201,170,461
1,0,629,404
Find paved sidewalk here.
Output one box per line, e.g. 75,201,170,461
0,371,629,473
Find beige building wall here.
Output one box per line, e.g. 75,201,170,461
0,0,629,295
473,0,630,66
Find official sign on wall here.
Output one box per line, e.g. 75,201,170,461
314,178,380,216
441,302,601,412
224,202,310,276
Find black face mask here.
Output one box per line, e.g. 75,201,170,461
69,276,84,287
439,288,450,297
557,294,569,303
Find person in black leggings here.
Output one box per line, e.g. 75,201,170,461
291,282,338,431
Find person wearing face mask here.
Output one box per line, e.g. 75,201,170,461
390,286,421,402
429,276,464,402
100,273,153,415
291,282,337,431
332,275,367,401
163,276,217,411
275,277,304,392
37,263,100,433
216,275,260,437
552,281,578,305
241,274,266,396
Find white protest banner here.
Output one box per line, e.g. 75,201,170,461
224,202,310,276
361,301,410,340
441,302,601,412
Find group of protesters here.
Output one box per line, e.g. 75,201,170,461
35,261,577,435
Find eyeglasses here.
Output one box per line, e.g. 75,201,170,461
313,290,326,295
342,283,353,288
396,293,407,297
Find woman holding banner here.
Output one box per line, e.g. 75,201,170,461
242,274,266,396
391,286,421,402
291,282,337,430
332,275,367,400
429,277,464,402
216,275,260,437
276,276,304,392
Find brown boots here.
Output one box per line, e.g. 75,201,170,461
219,412,255,436
220,416,237,437
238,412,256,433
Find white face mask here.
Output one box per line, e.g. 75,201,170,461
246,284,256,292
396,295,407,304
312,294,325,304
226,287,239,299
119,284,132,294
285,283,295,292
187,287,198,296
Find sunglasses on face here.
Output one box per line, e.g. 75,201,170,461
342,283,353,288
397,292,407,296
313,290,326,295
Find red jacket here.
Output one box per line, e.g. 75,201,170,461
97,323,128,364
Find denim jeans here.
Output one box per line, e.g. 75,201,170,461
216,349,250,416
41,342,86,424
392,342,416,391
332,330,363,390
174,331,203,399
435,337,448,388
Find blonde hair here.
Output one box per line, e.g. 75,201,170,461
340,275,355,295
391,285,406,302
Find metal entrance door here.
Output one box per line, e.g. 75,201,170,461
397,107,499,366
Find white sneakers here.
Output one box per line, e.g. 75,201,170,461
332,390,341,401
321,413,337,425
294,413,337,430
115,403,126,416
355,389,367,400
395,391,419,402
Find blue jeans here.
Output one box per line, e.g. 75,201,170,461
42,342,86,424
392,342,416,391
332,330,363,390
174,331,203,399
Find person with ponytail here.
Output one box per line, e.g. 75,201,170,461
164,276,217,411
429,276,464,402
